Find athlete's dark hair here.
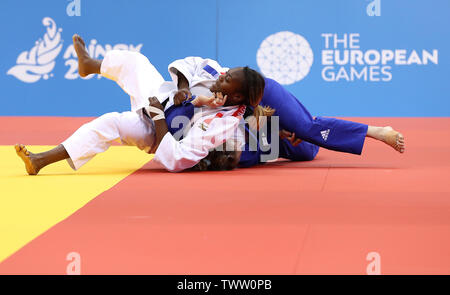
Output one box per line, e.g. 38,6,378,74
191,68,274,171
241,66,265,108
241,66,275,129
191,149,242,171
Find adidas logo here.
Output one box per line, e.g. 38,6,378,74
321,129,330,141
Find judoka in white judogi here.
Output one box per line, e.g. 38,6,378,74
61,50,245,172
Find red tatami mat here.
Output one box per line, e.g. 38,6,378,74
0,117,94,145
0,117,449,274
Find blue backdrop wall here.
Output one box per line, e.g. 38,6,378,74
0,0,448,117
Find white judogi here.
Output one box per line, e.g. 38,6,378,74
162,56,229,110
154,105,245,171
61,50,244,172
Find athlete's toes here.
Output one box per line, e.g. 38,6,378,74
21,144,30,155
396,133,405,153
15,144,25,153
20,144,31,155
74,34,85,47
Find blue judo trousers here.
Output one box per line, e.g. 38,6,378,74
162,78,368,168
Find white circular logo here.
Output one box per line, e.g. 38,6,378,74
256,31,314,85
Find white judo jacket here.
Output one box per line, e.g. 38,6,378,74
153,57,246,172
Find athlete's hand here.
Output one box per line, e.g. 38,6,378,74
210,92,227,107
192,92,227,108
173,88,192,106
280,129,302,146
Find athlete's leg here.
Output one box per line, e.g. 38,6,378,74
242,119,319,166
262,78,404,154
266,120,319,162
15,144,69,175
73,34,165,112
15,111,155,175
366,125,405,153
62,111,155,170
73,34,101,76
278,139,319,162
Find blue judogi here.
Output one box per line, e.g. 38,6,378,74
238,78,368,167
261,78,368,154
164,98,196,137
162,97,318,168
163,78,368,168
237,118,320,167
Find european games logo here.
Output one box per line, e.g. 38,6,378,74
256,31,314,85
257,31,438,84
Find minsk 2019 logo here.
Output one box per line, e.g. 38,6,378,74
8,17,143,83
7,17,63,83
256,31,314,85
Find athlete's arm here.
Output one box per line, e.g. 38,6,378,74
173,71,192,106
169,56,227,106
170,57,201,106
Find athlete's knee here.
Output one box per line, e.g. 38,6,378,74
98,112,121,122
85,112,121,130
307,145,320,161
297,144,319,161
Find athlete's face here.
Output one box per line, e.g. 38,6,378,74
209,67,245,106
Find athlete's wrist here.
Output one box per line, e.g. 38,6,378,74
147,97,165,121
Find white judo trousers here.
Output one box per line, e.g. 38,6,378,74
62,50,165,170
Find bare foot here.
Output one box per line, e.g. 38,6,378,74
14,144,40,175
72,34,96,77
381,126,405,153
